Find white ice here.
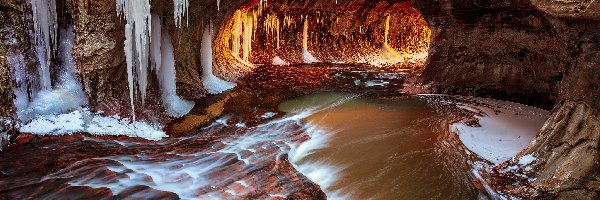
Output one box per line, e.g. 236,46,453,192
20,109,167,141
302,18,318,63
151,13,195,117
272,56,289,65
201,25,237,94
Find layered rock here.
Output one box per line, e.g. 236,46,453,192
491,1,600,198
418,0,566,110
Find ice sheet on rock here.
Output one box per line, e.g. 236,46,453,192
20,109,167,141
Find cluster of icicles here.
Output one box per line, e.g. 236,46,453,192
11,0,235,140
229,6,319,66
227,5,429,67
115,0,237,119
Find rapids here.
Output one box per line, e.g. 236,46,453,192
0,92,548,199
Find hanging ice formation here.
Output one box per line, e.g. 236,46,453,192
382,15,401,59
302,17,318,63
264,14,280,49
15,25,166,141
230,10,255,66
150,13,195,117
202,25,237,94
116,0,152,120
14,24,87,122
173,0,189,27
30,0,57,90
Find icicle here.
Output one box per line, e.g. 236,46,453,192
202,25,236,94
30,0,57,90
116,0,151,117
384,15,390,46
217,0,220,11
382,15,401,59
264,14,280,49
173,0,189,27
231,11,243,59
124,24,136,120
151,16,194,117
242,12,253,62
150,13,162,74
302,17,318,63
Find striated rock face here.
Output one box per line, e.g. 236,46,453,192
492,2,600,197
417,0,566,110
531,0,600,18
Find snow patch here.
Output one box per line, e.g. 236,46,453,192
518,154,536,166
20,109,166,141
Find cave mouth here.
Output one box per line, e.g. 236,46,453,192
221,1,431,72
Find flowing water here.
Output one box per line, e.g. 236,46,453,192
0,93,548,199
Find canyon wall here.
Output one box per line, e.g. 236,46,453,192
0,0,599,197
415,0,600,198
0,0,36,150
417,0,566,110
495,1,600,198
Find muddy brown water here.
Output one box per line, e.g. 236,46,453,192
280,93,548,200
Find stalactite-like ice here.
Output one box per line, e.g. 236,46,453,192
16,25,87,122
16,25,166,141
150,14,195,117
242,13,253,61
150,14,162,73
173,0,189,27
30,0,57,90
264,14,280,49
230,10,255,67
302,18,318,63
202,25,237,94
231,11,243,59
382,15,401,59
116,0,151,113
124,24,136,120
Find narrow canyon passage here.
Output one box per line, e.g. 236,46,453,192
1,0,599,199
